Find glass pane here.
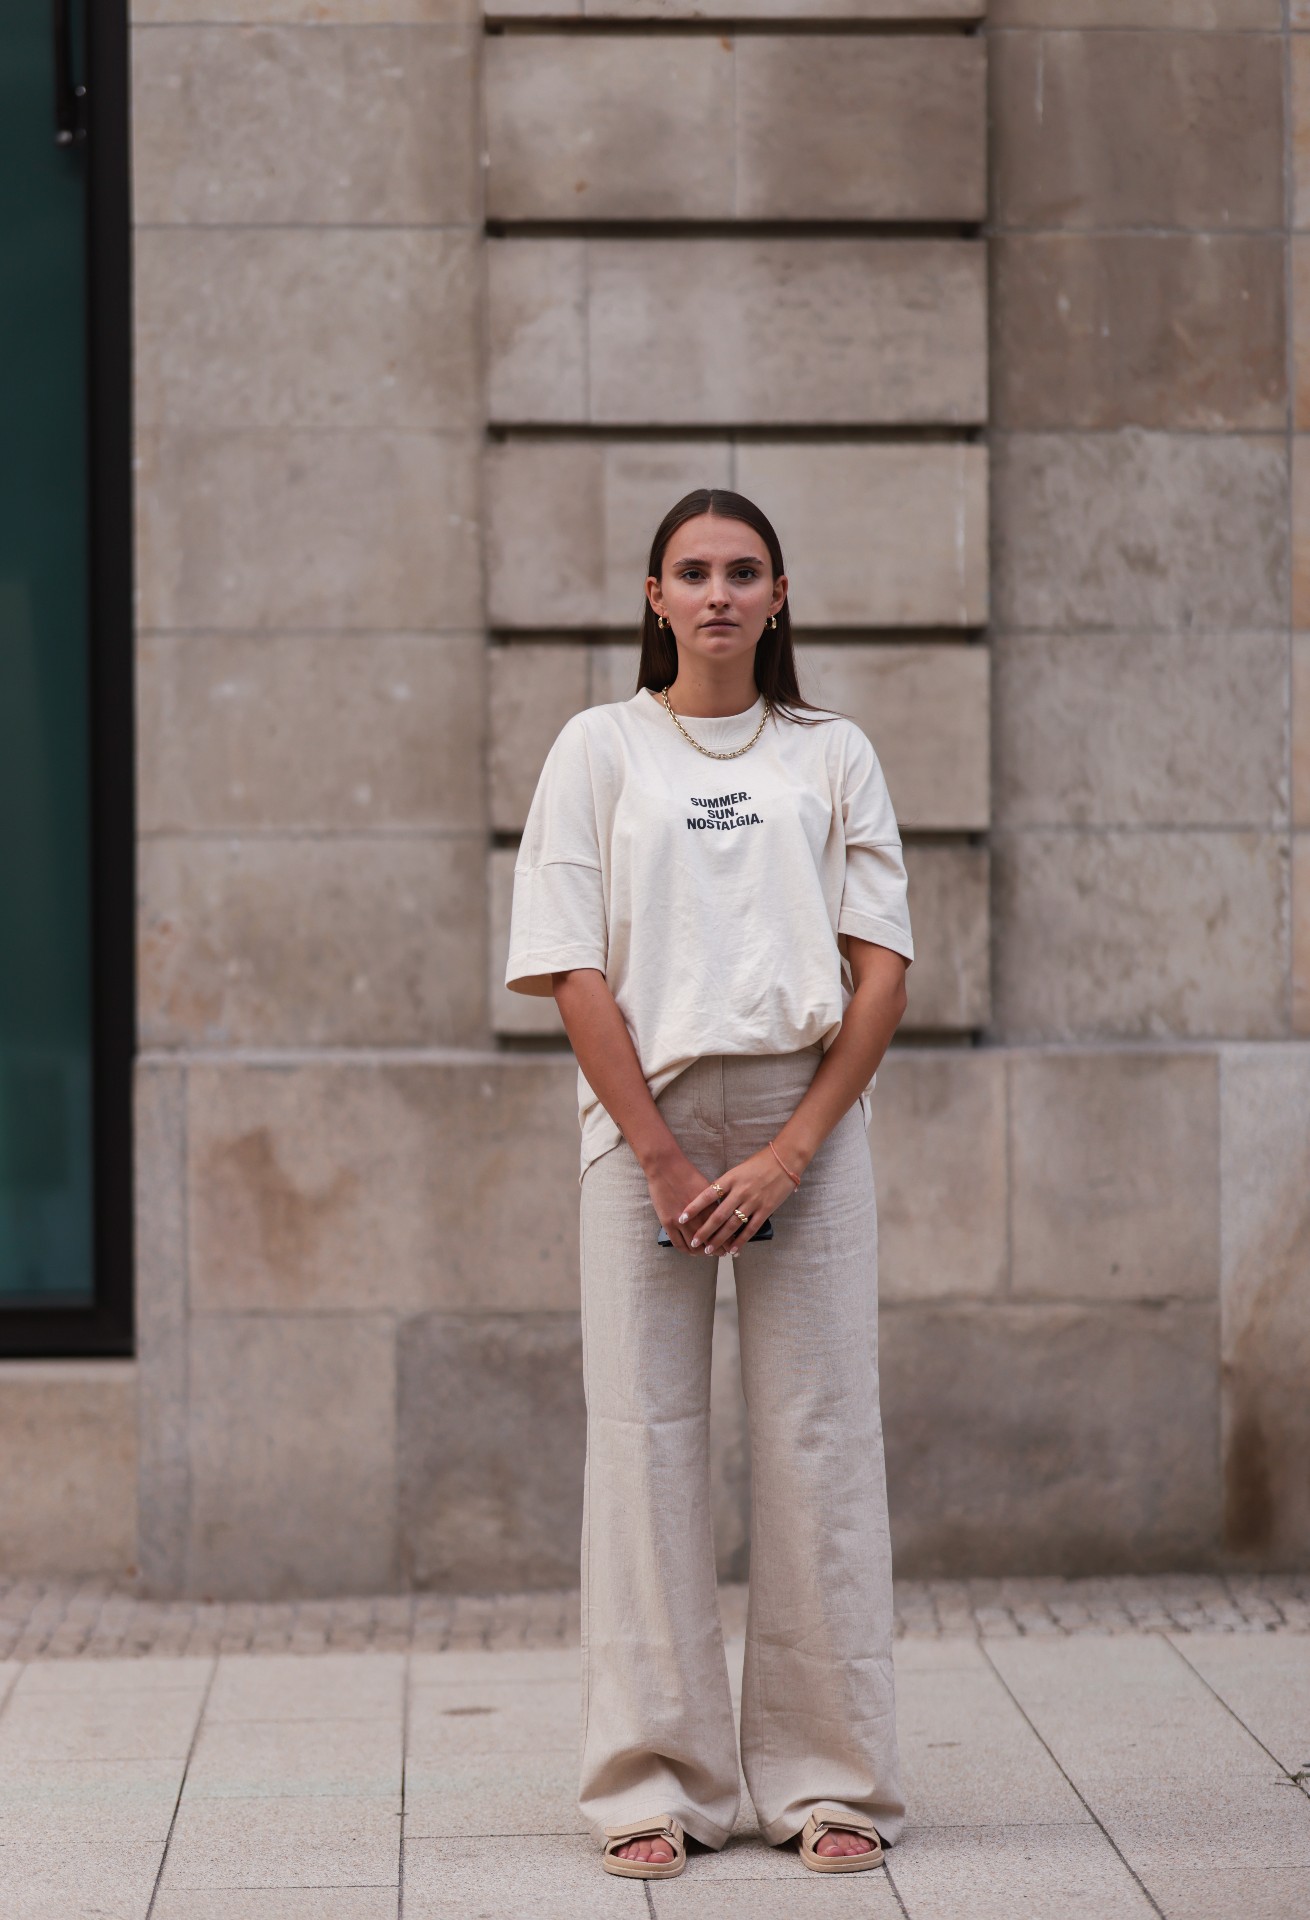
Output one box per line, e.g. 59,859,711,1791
0,3,94,1305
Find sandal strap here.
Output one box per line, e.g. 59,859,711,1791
603,1814,684,1848
803,1805,878,1843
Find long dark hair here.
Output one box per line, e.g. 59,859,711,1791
635,489,836,727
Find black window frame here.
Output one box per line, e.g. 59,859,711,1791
2,0,135,1357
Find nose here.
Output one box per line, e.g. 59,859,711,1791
706,576,731,608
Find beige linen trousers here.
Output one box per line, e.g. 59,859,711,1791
577,1042,906,1851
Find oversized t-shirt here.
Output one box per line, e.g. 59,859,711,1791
505,687,914,1182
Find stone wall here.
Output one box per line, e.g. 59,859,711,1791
4,0,1297,1594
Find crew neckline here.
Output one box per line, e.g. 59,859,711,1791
636,686,766,733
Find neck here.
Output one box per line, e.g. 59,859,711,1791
658,663,761,719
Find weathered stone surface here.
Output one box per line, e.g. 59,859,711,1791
1296,36,1310,230
487,238,987,427
138,634,486,832
0,1363,137,1578
1294,636,1310,829
992,0,1277,21
991,830,1289,1040
992,235,1285,431
1010,1051,1220,1302
186,1058,580,1315
1220,1046,1310,1563
490,847,566,1039
134,1063,189,1594
588,645,642,708
800,643,990,832
992,631,1289,828
485,32,735,220
901,843,991,1031
136,429,481,632
187,1315,397,1596
881,1303,1220,1576
1295,838,1310,1035
993,432,1288,633
134,229,480,432
139,835,486,1048
485,241,587,425
1293,437,1310,631
131,26,478,224
992,33,1283,232
398,1313,585,1590
736,35,985,221
489,644,589,834
736,443,989,629
137,0,473,19
487,438,986,630
503,0,982,16
868,1052,1008,1301
1289,240,1310,429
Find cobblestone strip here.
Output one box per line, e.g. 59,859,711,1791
0,1573,1305,1659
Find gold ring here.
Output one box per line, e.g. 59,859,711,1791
710,1181,723,1197
733,1207,750,1227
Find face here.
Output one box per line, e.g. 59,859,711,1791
647,514,787,669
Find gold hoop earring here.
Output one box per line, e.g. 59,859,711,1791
657,615,668,630
768,614,778,630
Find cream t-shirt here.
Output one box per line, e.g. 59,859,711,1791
505,687,914,1183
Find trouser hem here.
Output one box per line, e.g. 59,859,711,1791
584,1809,734,1852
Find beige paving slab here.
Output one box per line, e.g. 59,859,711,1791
184,1716,402,1801
408,1680,579,1759
14,1656,213,1694
0,1834,163,1919
651,1874,901,1916
205,1652,405,1724
888,1822,1154,1919
1167,1634,1310,1776
403,1833,649,1917
0,1755,182,1846
409,1647,580,1688
986,1636,1310,1876
152,1892,399,1920
0,1659,20,1710
0,1687,204,1764
158,1793,401,1890
403,1746,582,1837
1135,1866,1310,1919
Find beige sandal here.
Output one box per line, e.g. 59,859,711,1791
798,1805,885,1873
600,1813,687,1879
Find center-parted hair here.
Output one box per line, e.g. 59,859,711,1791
635,489,835,727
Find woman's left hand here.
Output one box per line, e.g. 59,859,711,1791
677,1149,798,1258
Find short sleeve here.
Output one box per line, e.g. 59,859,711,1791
505,716,609,997
837,726,914,966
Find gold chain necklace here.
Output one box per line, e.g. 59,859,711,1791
658,686,771,761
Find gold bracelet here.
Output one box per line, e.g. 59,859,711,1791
767,1137,801,1189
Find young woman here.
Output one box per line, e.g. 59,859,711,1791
504,489,912,1879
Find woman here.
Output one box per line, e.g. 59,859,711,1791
504,488,912,1879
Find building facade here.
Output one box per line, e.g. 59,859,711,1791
3,0,1308,1595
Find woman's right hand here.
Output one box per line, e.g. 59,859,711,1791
645,1149,715,1255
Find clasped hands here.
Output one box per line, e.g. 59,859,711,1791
648,1145,799,1258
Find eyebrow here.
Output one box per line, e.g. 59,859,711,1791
671,555,764,568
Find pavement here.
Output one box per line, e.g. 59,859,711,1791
0,1575,1307,1919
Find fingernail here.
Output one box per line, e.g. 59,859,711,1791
678,1213,688,1223
690,1237,699,1247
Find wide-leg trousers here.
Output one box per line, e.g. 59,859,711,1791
577,1042,905,1851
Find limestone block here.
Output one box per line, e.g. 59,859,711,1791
187,1315,397,1596
992,631,1289,828
1010,1051,1220,1302
138,634,486,833
490,846,565,1037
485,241,586,426
134,1063,189,1594
991,0,1277,21
1296,838,1310,1035
867,1052,1007,1301
992,32,1283,232
1295,637,1310,829
881,1302,1220,1575
588,644,641,708
992,235,1285,431
397,1313,585,1590
993,431,1288,633
1297,37,1310,230
991,829,1289,1040
186,1056,580,1314
799,643,989,832
489,644,589,833
139,834,486,1047
131,26,478,224
1220,1045,1310,1562
485,439,732,629
134,230,480,432
0,1363,137,1578
1294,437,1310,630
485,33,735,220
137,0,474,18
518,0,982,17
901,842,990,1031
486,238,987,427
736,35,985,221
136,429,481,631
737,443,989,629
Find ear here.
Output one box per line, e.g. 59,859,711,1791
770,573,788,617
645,576,665,618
